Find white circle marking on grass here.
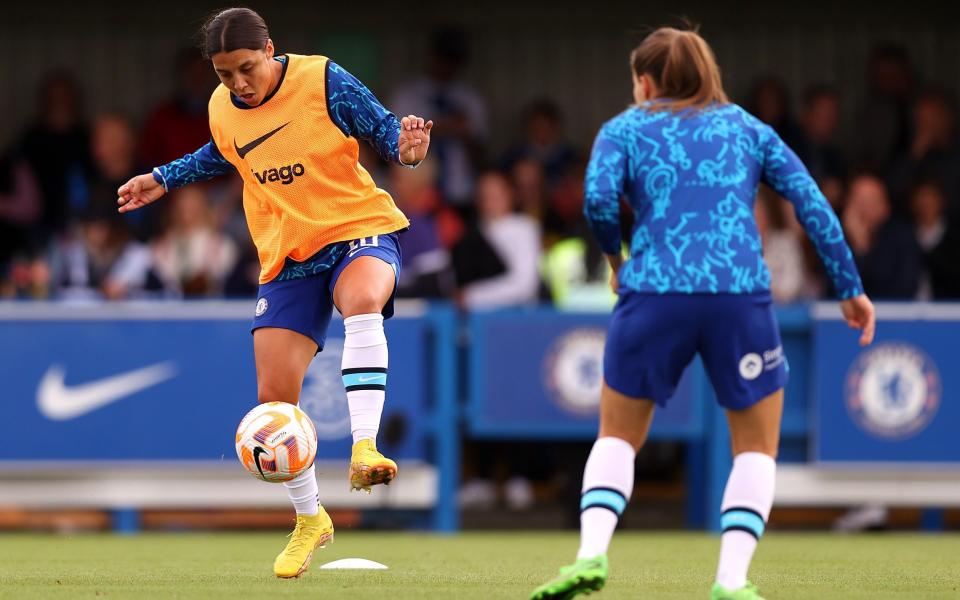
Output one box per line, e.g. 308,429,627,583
320,558,389,570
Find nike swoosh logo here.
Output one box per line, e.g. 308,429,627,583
253,447,268,478
348,246,379,258
357,375,386,383
37,362,178,421
234,122,289,159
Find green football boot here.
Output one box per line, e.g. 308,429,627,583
530,554,608,599
710,581,765,600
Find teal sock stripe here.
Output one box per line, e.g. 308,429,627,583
580,487,627,516
720,507,765,539
342,372,388,387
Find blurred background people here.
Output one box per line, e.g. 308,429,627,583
0,37,955,308
856,43,914,170
754,188,807,303
510,157,548,222
140,48,218,167
542,158,589,243
795,86,847,192
0,154,42,297
390,161,458,299
151,187,238,298
910,180,960,299
887,88,960,219
52,203,156,301
843,173,922,299
15,71,91,248
390,27,488,210
455,171,542,309
745,76,803,149
88,113,159,242
500,99,578,189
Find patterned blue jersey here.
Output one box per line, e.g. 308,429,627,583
584,102,863,299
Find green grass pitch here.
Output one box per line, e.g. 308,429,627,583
1,531,958,599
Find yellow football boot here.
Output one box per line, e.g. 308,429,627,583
349,439,398,493
273,506,334,578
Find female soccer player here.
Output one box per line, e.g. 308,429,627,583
531,27,876,600
117,8,432,578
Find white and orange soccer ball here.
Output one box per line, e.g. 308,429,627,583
235,402,318,482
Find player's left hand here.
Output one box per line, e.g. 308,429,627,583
398,115,433,166
841,293,876,346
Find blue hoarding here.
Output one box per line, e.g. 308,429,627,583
0,302,429,463
814,304,960,463
467,309,703,438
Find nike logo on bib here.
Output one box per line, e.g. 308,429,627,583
234,122,289,159
36,362,178,420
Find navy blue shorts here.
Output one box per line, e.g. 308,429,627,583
604,292,788,410
251,233,402,352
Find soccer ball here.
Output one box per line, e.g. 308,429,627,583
235,402,318,482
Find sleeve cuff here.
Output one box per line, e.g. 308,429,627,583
837,284,864,300
397,154,420,169
152,167,169,192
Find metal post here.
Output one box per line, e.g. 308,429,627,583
430,303,460,532
111,508,141,534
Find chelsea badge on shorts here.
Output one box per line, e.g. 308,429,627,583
543,328,606,416
255,297,268,317
845,342,941,440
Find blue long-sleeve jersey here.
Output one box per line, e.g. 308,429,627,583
584,102,863,299
152,58,408,191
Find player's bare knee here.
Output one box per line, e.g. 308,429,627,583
257,383,298,405
339,295,385,319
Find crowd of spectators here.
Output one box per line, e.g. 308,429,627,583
2,36,959,306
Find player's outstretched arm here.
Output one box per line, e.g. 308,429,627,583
118,141,234,213
325,61,432,167
117,173,165,213
757,123,875,346
758,125,859,286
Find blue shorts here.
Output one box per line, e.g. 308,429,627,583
251,233,402,352
604,292,788,410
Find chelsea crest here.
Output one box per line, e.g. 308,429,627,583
845,342,940,440
543,328,607,416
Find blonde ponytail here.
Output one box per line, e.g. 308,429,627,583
630,27,729,112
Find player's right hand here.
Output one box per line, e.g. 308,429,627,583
840,294,876,347
605,253,625,295
117,173,165,213
609,269,620,295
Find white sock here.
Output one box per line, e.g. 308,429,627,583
576,436,636,560
283,464,319,516
342,313,388,444
715,452,776,589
